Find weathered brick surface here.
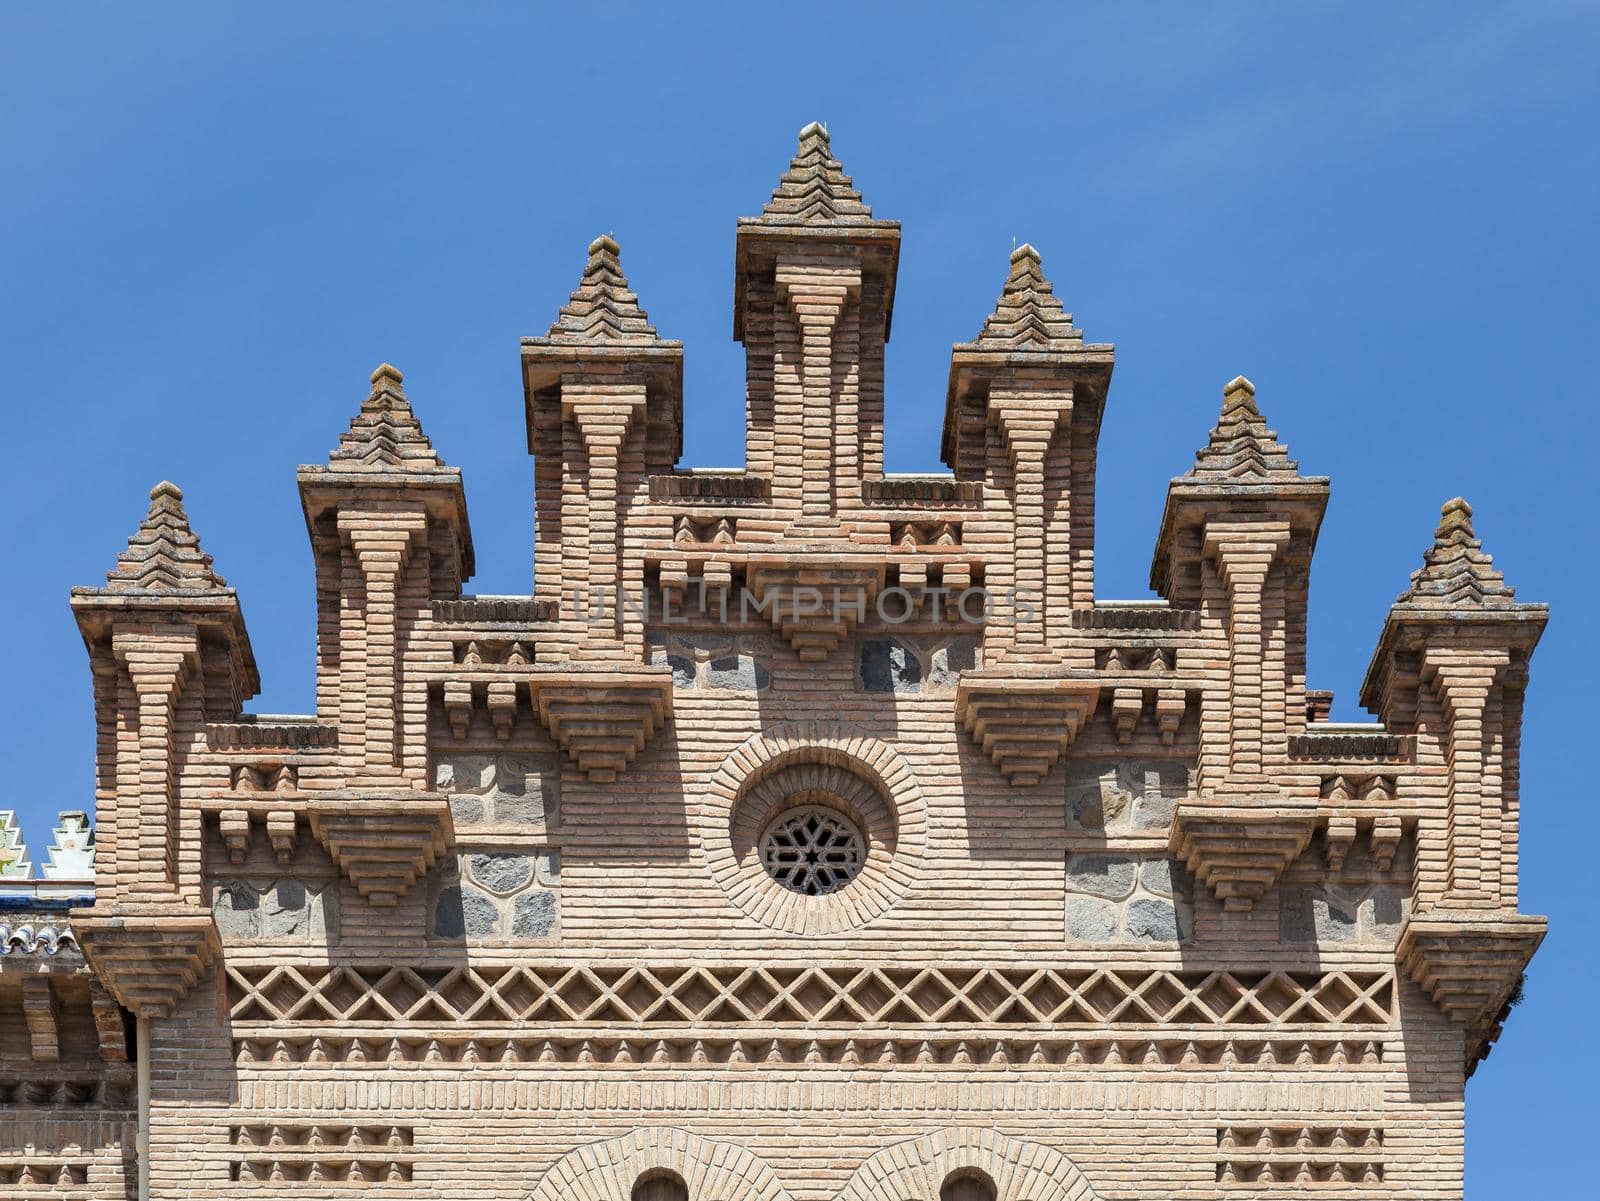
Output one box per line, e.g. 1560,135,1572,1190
17,123,1546,1199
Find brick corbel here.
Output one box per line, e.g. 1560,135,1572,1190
88,981,129,1062
307,789,452,906
22,977,60,1062
1397,909,1545,1070
74,908,221,1019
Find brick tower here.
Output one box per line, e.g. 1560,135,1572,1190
2,123,1546,1200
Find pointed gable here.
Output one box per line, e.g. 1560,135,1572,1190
542,236,668,346
1397,497,1517,608
758,122,875,225
1185,376,1302,483
104,481,229,593
970,244,1082,349
328,364,446,471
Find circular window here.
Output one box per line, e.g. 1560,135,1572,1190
760,806,866,895
699,724,929,935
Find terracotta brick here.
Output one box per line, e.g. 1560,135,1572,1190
17,123,1548,1200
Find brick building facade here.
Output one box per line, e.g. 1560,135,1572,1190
1,124,1547,1199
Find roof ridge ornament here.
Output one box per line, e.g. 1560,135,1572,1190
0,810,30,879
104,480,229,592
1396,496,1517,608
1185,375,1303,482
758,121,875,225
542,234,669,346
969,242,1083,348
327,363,446,471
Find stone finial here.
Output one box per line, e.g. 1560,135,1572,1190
0,811,30,879
1397,497,1517,608
42,811,94,880
758,121,875,224
327,363,447,470
542,235,667,346
103,481,229,592
970,243,1083,348
1185,375,1302,482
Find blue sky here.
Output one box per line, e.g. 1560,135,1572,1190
3,3,1595,1192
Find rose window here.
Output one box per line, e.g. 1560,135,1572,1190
759,806,866,895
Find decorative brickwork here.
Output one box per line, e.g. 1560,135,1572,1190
34,122,1546,1198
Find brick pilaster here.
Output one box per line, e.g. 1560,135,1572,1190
338,508,428,773
111,627,199,898
1204,521,1291,785
989,388,1073,653
1421,646,1510,908
568,387,646,655
775,257,859,522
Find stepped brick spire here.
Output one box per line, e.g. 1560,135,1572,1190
328,364,446,470
758,121,875,225
0,810,29,879
542,235,668,346
970,244,1082,348
42,811,94,880
1396,497,1517,608
104,481,228,592
1185,376,1302,482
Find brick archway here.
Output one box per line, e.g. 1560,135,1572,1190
839,1130,1104,1201
524,1129,791,1201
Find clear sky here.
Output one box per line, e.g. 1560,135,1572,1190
3,3,1595,1193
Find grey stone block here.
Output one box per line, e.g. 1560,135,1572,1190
469,853,534,894
1066,760,1188,834
448,793,486,825
489,755,556,827
433,887,467,939
1131,792,1176,830
511,890,558,938
260,880,310,939
1066,853,1136,899
928,637,978,690
665,654,697,688
1367,885,1405,940
1281,887,1316,942
213,883,260,939
1314,894,1359,942
494,755,538,797
1066,896,1118,942
707,654,767,691
1282,885,1363,943
1126,898,1181,942
1137,857,1177,897
433,883,499,940
435,754,495,793
1064,765,1124,832
1143,761,1189,797
1065,787,1106,831
860,639,921,693
461,886,501,939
